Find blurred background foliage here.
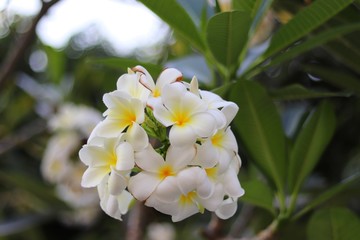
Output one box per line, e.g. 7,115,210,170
1,0,360,239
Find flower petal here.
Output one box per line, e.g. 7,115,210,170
166,145,195,170
108,169,128,195
215,198,238,220
126,123,148,151
134,144,164,172
81,166,109,188
156,68,182,90
115,142,135,171
79,145,110,166
200,184,224,211
153,104,175,127
172,204,199,222
128,172,161,201
154,176,180,203
169,125,197,147
221,167,244,198
176,167,202,195
190,112,217,138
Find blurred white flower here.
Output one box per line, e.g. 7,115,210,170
147,222,175,240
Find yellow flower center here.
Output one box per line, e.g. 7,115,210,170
179,191,197,206
158,165,175,180
211,131,224,147
153,88,161,98
205,167,218,181
109,153,117,168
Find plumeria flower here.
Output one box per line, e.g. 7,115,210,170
80,135,134,195
116,68,151,106
153,82,217,147
128,144,197,201
145,167,224,222
133,65,182,107
98,175,134,221
90,91,145,139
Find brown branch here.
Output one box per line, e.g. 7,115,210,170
201,214,226,240
0,0,61,90
125,201,152,240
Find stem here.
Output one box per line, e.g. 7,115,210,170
0,0,61,91
201,213,225,240
125,202,152,240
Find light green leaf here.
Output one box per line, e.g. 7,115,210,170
240,179,276,215
307,208,360,240
265,23,360,69
293,173,360,220
288,101,336,193
44,45,65,84
269,84,351,100
86,57,163,77
262,0,354,62
206,11,252,68
304,65,360,96
139,0,206,52
230,80,286,191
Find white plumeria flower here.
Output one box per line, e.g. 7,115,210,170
79,136,134,195
133,65,182,107
145,167,224,222
116,68,151,106
206,103,239,173
41,132,80,183
128,144,196,201
153,82,217,147
98,175,134,221
215,197,239,220
91,91,145,139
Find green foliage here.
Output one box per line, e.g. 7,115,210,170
307,208,360,240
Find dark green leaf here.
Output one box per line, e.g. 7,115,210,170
265,23,360,68
206,11,252,68
263,0,354,61
240,179,276,215
288,101,336,193
269,84,351,100
230,80,286,191
86,57,163,77
294,173,360,220
307,208,360,240
304,65,360,96
139,0,206,52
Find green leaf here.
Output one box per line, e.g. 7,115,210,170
139,0,206,52
307,208,360,240
269,84,351,100
288,101,336,193
265,23,360,69
86,57,163,77
44,45,65,84
206,11,252,68
230,80,286,192
262,0,354,62
304,65,360,96
240,179,276,215
293,173,360,220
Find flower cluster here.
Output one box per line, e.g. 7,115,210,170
79,66,244,222
42,103,102,225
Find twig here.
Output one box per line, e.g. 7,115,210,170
201,214,225,240
229,204,255,238
0,0,61,90
125,201,152,240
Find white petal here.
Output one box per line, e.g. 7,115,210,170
176,167,202,195
190,112,217,138
92,119,127,138
208,109,226,129
189,76,200,97
153,104,175,127
222,127,238,152
108,169,128,195
166,145,195,170
154,176,180,203
128,172,161,201
169,125,197,147
172,204,199,222
81,166,109,187
221,168,244,198
156,68,182,90
222,102,239,127
117,190,134,214
134,144,164,172
200,184,224,211
79,145,109,166
161,82,187,108
194,141,218,168
126,123,148,151
133,65,155,90
145,195,178,216
115,142,135,171
215,198,238,220
130,98,145,123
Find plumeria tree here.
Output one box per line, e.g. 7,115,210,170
0,0,360,240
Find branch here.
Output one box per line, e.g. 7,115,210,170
125,202,152,240
0,0,61,90
201,214,225,240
